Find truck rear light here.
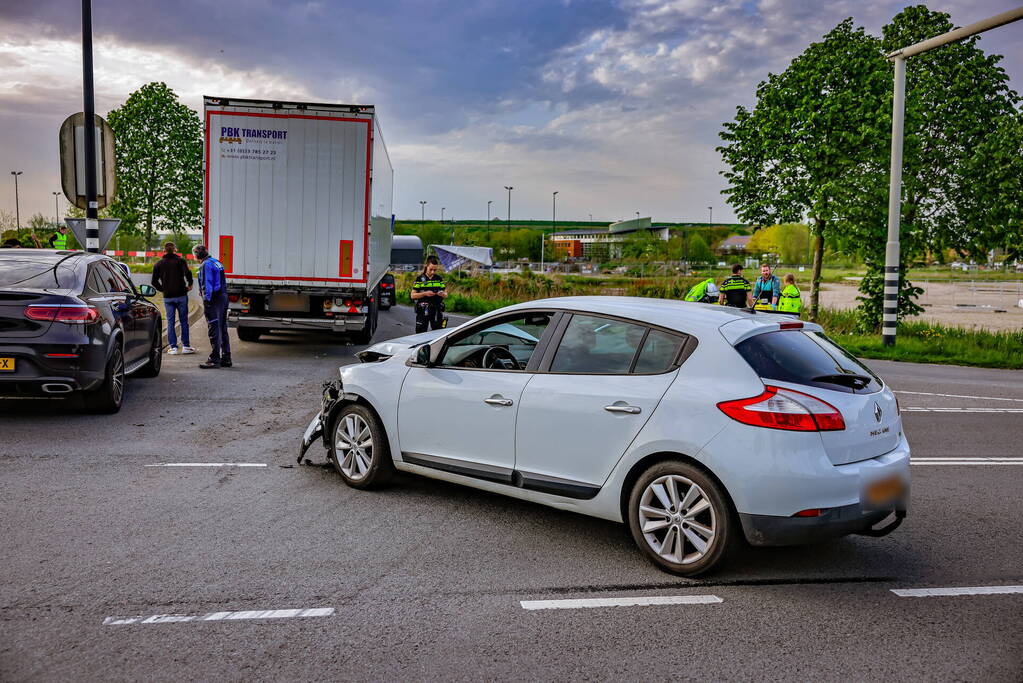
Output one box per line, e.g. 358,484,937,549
323,299,333,310
717,385,845,432
353,298,363,306
228,294,240,303
25,305,99,324
240,296,250,306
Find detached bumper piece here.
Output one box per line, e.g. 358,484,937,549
297,380,346,465
739,503,906,547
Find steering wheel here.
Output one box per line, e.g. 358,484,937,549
482,346,519,370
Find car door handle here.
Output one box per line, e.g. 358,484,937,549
604,404,641,414
484,397,514,406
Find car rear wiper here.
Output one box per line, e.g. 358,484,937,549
812,373,871,389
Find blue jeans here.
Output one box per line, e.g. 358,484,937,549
164,295,190,347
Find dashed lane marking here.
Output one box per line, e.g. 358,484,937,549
902,407,1023,413
520,595,722,610
895,390,1023,403
104,607,334,625
146,463,268,468
891,586,1023,598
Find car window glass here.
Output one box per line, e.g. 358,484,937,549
550,315,646,374
633,329,685,374
735,330,882,394
439,312,552,370
86,266,108,293
0,258,76,289
101,261,134,294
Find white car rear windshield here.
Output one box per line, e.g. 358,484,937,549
735,330,882,394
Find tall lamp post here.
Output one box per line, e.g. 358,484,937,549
504,186,513,231
10,171,22,240
545,190,557,273
441,207,445,223
419,200,426,221
487,200,493,235
52,191,61,229
882,6,1023,346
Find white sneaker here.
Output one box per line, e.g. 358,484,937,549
167,347,180,355
181,346,196,355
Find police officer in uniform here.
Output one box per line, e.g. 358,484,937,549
48,226,70,249
412,256,448,333
718,263,753,308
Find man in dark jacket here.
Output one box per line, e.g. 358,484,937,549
152,242,195,354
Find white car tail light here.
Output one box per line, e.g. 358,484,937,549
717,386,845,432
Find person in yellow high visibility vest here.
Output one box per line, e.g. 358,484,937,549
48,226,70,250
777,273,802,316
683,278,719,304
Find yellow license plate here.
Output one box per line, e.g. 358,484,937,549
0,357,14,372
865,475,905,506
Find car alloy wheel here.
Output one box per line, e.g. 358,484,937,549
335,413,373,481
110,347,125,407
638,474,716,565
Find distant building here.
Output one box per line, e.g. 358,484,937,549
716,234,751,255
547,217,668,260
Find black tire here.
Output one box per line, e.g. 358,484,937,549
134,325,163,378
626,461,736,577
85,343,126,414
237,327,262,342
328,403,394,489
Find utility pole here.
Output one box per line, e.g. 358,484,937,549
441,207,445,223
882,6,1023,346
52,191,61,229
708,206,713,225
419,200,426,221
81,0,99,253
487,200,493,235
10,171,22,240
504,186,513,231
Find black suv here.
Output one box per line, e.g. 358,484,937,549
378,272,395,310
0,250,163,413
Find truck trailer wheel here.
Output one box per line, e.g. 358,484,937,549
237,327,263,342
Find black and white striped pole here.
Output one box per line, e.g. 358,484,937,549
882,6,1023,346
81,0,100,253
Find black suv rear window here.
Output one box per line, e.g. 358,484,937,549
735,330,882,394
0,259,76,289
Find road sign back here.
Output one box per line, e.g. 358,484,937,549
59,112,117,210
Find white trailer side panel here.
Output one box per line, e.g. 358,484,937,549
205,105,372,285
368,116,394,287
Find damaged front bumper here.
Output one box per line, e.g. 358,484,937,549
297,379,346,463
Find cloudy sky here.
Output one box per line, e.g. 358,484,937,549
1,0,1020,225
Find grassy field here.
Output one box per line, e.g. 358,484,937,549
397,272,1023,369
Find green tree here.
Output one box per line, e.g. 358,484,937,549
839,6,1021,330
686,234,713,264
718,19,889,321
106,82,202,248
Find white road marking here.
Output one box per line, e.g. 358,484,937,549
520,595,722,610
911,457,1023,466
146,463,268,468
902,407,1023,413
895,390,1023,403
891,586,1023,598
104,607,334,625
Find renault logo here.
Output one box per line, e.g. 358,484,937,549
874,403,883,423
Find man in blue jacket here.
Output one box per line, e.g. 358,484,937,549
192,244,233,369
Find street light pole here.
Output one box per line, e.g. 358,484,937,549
441,207,445,223
419,200,426,221
708,206,713,225
487,200,493,235
81,0,99,253
882,6,1023,347
504,186,513,231
10,171,22,239
546,190,557,273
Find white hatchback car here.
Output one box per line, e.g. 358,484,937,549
302,297,909,576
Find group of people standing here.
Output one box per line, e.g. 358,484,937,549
151,242,233,369
685,263,802,316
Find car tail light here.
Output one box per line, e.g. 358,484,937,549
717,385,845,432
45,353,79,358
779,322,803,330
793,508,822,517
228,294,240,303
25,305,99,324
381,282,393,288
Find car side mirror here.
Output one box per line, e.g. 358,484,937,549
415,345,432,366
138,284,156,297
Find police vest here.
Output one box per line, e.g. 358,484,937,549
684,279,713,302
778,284,802,314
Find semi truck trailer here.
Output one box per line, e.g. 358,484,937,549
203,96,393,344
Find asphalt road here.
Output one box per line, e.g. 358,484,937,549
2,306,1021,681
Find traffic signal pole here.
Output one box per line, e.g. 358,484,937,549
81,0,99,253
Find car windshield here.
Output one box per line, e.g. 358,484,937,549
734,330,882,394
0,258,76,290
